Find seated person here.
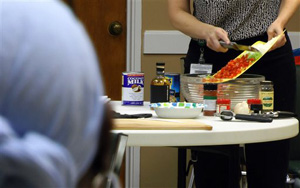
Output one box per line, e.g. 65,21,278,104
0,0,107,187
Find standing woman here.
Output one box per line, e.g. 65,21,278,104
168,0,300,188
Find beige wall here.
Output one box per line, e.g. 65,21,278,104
286,9,300,31
142,0,183,102
141,1,183,187
140,1,300,187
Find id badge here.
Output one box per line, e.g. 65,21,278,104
190,63,213,74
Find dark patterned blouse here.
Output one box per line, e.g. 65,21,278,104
193,0,281,41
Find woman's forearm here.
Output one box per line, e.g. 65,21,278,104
167,0,211,39
275,0,300,28
167,0,230,52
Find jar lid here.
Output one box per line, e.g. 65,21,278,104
217,99,231,104
203,83,217,90
247,98,262,104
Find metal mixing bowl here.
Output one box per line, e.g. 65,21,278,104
180,74,265,109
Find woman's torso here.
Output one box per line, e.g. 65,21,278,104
193,0,281,41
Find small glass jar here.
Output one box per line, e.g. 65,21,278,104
203,83,217,116
259,81,274,112
216,99,231,113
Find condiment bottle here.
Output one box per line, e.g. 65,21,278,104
247,98,262,114
251,104,263,114
247,98,261,111
259,81,274,112
203,83,217,116
216,99,231,113
150,62,170,103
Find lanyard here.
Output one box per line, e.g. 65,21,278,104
198,39,206,64
190,39,212,74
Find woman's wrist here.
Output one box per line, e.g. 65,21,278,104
273,18,285,29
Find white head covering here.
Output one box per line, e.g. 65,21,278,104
0,0,105,187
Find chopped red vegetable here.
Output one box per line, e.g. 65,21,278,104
213,54,255,79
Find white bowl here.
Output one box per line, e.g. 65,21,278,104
151,102,204,119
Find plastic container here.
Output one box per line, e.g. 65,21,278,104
247,99,262,111
251,104,263,114
216,99,231,113
203,83,217,116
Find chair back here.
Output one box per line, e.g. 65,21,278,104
92,133,128,188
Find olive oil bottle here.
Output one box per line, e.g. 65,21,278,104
150,62,170,103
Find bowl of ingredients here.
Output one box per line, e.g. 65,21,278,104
181,73,265,109
150,102,204,119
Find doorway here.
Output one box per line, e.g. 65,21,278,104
62,0,127,100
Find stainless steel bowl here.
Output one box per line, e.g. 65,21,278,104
180,74,265,109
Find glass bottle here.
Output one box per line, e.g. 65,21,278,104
150,62,170,103
203,83,217,116
259,81,274,112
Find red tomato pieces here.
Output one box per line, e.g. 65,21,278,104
213,54,255,79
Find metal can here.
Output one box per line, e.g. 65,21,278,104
165,73,180,102
122,72,144,105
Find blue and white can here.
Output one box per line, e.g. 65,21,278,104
122,72,144,105
165,73,180,102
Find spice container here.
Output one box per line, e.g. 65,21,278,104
259,81,274,112
251,104,263,114
216,99,231,113
203,83,217,116
247,99,262,112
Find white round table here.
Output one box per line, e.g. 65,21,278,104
111,101,299,147
110,101,299,187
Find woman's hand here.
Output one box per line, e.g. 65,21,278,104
204,25,230,53
267,21,286,51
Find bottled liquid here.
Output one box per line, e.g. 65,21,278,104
203,83,217,116
150,62,170,103
259,81,274,112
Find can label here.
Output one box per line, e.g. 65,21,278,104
165,73,180,102
203,96,217,111
122,72,144,105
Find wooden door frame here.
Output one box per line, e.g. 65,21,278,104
126,0,142,72
125,1,142,188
